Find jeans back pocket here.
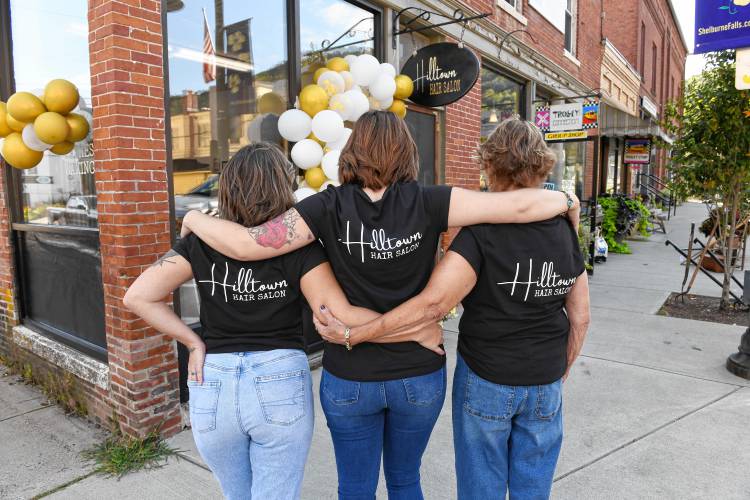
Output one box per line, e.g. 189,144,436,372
534,381,563,421
464,372,515,422
402,368,446,406
321,370,360,406
188,380,221,433
255,370,307,426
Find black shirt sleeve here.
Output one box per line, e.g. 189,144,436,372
299,242,329,278
448,226,483,276
294,188,333,239
422,185,453,233
172,234,192,262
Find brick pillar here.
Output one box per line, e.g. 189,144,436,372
443,74,482,246
0,170,19,353
89,0,180,438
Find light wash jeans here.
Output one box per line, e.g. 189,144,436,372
452,353,563,500
188,349,314,500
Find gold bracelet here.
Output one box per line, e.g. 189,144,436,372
344,327,352,351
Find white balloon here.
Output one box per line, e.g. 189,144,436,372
311,110,344,143
327,127,352,150
21,124,52,152
278,109,312,143
369,73,397,101
294,187,318,202
345,90,370,121
340,71,355,90
317,71,346,96
75,96,88,111
290,139,323,170
321,150,341,181
320,180,340,190
378,95,394,110
344,54,358,69
329,92,353,120
379,63,396,77
350,54,381,87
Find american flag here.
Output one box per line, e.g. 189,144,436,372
202,9,216,83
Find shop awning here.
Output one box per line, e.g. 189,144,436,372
599,103,674,144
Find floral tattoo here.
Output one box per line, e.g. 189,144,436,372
247,209,310,248
151,249,179,268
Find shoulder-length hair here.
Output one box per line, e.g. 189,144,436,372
339,110,419,189
218,142,296,227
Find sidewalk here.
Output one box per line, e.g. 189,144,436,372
2,202,748,499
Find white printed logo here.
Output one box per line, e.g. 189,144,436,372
497,259,577,301
198,262,288,302
338,220,423,263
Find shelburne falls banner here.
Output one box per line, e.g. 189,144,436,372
694,0,750,54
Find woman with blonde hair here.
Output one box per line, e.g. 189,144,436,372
316,118,591,499
179,111,580,499
124,143,386,500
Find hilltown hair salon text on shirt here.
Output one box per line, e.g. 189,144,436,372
198,262,288,302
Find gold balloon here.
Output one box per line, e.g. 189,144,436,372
326,57,349,72
305,167,327,189
0,103,12,137
389,99,407,119
1,132,43,169
65,113,90,142
257,92,285,115
50,141,75,155
299,84,329,117
393,75,414,100
43,79,79,114
34,112,70,145
313,67,329,84
6,113,26,132
7,92,46,122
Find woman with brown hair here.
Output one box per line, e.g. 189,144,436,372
180,111,580,499
123,143,388,500
316,118,591,500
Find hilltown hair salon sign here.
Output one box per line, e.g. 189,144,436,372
401,42,480,107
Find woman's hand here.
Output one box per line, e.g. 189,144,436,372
187,341,207,384
313,311,348,345
412,322,445,356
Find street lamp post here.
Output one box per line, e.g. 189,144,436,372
726,270,750,379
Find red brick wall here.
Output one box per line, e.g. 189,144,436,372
0,172,18,351
89,0,180,439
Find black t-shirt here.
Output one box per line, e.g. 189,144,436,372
449,217,585,386
296,181,452,381
174,233,327,354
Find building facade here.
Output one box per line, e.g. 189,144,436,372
0,0,685,438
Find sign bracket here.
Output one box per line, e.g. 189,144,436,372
391,8,490,50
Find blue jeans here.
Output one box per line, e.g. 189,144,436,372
188,350,314,500
452,354,563,500
320,366,447,500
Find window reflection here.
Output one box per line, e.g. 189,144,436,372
481,67,524,140
10,0,95,228
299,0,375,86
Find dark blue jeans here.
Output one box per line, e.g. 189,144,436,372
453,354,563,500
320,366,447,500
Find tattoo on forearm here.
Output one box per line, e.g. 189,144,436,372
247,210,306,249
151,249,179,268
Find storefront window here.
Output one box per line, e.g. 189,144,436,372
8,0,106,359
481,66,524,140
167,0,289,229
10,1,95,228
560,141,586,200
299,0,376,86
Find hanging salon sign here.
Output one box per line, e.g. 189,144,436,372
401,42,480,107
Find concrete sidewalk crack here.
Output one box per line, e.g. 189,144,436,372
553,386,744,483
174,450,211,472
0,403,53,423
29,470,97,499
579,354,749,388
